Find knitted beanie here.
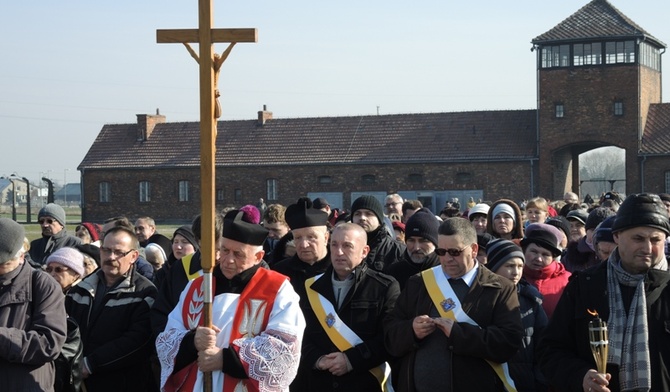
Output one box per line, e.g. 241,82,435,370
46,247,85,276
593,215,616,245
545,216,570,242
405,208,439,246
351,195,384,223
612,193,670,235
173,225,200,250
486,239,525,273
0,218,25,264
38,203,66,227
585,207,616,231
80,222,102,242
492,203,516,223
477,233,495,251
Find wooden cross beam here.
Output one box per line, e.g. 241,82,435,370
157,2,257,391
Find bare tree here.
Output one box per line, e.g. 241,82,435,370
579,147,626,199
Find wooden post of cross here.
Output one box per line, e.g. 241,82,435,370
157,1,257,391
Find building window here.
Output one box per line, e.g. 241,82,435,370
605,40,635,64
217,189,224,202
456,172,472,183
555,104,564,118
266,179,278,200
640,42,661,71
318,175,333,185
573,42,602,66
614,101,624,116
408,173,423,184
139,181,151,203
361,174,376,185
99,182,110,203
541,44,570,68
234,189,242,203
178,180,189,202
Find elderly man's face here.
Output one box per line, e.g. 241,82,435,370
292,226,329,265
437,234,478,279
614,227,667,275
218,237,264,279
406,236,435,263
385,197,403,216
134,219,155,242
39,216,63,237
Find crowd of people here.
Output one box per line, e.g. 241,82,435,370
2,190,670,391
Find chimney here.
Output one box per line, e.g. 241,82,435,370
257,104,273,126
137,110,166,141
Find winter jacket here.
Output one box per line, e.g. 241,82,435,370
523,261,571,319
384,266,523,392
508,280,548,392
272,253,331,313
29,229,82,265
538,255,670,391
293,263,400,392
0,262,67,392
365,226,406,272
65,267,157,392
562,237,599,273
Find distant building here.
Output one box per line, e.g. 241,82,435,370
78,0,670,222
54,183,81,205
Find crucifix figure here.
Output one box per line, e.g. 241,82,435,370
157,2,257,391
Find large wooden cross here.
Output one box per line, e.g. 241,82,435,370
157,2,257,391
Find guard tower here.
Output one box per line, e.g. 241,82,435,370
531,0,665,199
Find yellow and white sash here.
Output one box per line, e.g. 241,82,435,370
421,266,517,392
305,274,393,392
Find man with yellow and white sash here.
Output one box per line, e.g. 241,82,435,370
384,217,523,392
295,222,400,392
156,209,306,392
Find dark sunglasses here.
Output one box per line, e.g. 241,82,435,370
435,246,468,257
46,265,69,273
39,218,55,224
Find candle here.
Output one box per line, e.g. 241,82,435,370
587,309,608,374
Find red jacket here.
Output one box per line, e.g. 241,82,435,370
523,261,570,319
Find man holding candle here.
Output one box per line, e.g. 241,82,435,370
539,193,670,392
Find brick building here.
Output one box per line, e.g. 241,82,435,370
78,0,670,222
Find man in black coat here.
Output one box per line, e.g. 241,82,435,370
273,197,331,309
385,207,440,289
295,223,399,392
539,194,670,392
350,195,405,272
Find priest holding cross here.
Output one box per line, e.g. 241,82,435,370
155,2,306,392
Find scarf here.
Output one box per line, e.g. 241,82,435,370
606,252,651,391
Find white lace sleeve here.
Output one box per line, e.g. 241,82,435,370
156,327,189,389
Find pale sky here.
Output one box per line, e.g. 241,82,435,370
1,0,669,187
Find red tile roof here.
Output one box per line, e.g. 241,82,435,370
78,110,538,170
532,0,665,48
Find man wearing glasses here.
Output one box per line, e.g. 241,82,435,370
385,194,404,219
29,203,81,265
385,217,522,391
65,226,157,392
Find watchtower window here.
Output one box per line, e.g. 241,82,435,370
555,104,565,118
605,41,635,64
541,45,570,68
614,101,624,116
573,43,602,66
